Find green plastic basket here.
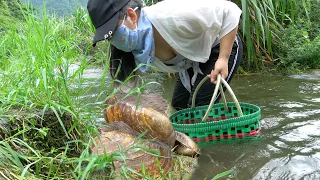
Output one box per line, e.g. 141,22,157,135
169,74,262,145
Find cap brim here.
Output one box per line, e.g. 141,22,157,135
92,11,119,46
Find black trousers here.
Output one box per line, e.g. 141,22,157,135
171,35,243,110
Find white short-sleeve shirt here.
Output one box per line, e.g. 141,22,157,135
143,0,242,63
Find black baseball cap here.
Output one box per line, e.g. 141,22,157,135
87,0,130,46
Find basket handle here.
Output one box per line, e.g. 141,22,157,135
191,74,244,122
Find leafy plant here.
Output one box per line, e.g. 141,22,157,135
273,0,320,71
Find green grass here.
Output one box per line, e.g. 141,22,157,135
0,3,133,179
0,4,200,179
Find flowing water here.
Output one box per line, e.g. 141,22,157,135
79,67,320,180
187,72,320,180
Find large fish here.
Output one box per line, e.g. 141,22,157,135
104,93,200,157
90,121,173,177
104,93,176,148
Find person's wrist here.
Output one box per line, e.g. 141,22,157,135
218,56,229,62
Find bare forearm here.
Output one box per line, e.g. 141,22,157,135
218,26,238,61
208,26,239,83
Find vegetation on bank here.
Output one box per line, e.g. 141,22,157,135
0,2,105,179
0,0,319,179
20,0,87,16
274,0,320,71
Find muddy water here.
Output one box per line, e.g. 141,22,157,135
79,67,320,179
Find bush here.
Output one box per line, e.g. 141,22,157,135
280,36,320,70
274,0,320,71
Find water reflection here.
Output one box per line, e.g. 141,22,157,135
311,98,320,103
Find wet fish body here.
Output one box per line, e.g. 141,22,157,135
104,94,176,147
90,121,174,177
104,93,201,157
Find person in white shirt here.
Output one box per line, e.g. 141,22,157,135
87,0,243,110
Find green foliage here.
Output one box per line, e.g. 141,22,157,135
20,0,87,16
285,37,320,70
231,0,297,71
0,0,25,30
229,0,320,72
274,0,320,71
212,168,235,180
0,4,106,178
5,0,25,19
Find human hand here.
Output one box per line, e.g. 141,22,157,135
207,58,228,84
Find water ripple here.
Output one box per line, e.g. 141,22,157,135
310,98,320,103
289,74,320,80
280,120,320,142
277,101,307,108
299,82,320,93
260,117,284,129
253,155,320,180
283,109,320,119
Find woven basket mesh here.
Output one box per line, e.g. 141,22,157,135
169,102,261,145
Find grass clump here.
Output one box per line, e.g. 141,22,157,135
0,3,119,179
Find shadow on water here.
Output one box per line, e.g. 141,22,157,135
78,67,320,180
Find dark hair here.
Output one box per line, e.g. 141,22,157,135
109,0,143,82
109,45,137,82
